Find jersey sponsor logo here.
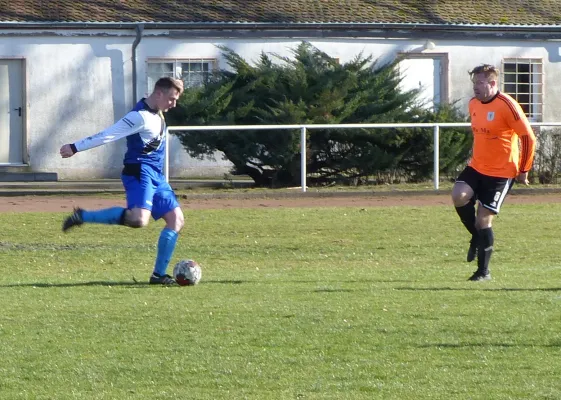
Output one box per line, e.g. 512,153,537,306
487,112,495,121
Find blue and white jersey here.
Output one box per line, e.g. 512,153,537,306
73,99,167,172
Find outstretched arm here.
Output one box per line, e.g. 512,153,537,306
59,112,145,158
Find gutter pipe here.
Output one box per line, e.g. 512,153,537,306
1,22,561,33
132,23,144,104
2,22,561,40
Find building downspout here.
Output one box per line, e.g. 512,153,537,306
132,24,144,103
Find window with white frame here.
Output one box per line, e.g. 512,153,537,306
501,58,543,121
147,59,215,92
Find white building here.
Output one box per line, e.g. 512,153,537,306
0,1,559,180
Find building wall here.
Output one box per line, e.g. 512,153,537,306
0,31,233,179
0,29,559,179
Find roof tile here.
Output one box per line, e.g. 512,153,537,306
1,0,561,25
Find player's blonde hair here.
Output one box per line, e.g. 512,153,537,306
154,77,184,94
469,64,499,82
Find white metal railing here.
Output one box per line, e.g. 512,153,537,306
167,122,561,192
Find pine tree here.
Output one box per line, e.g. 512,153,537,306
167,42,470,187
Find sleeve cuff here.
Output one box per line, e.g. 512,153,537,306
70,143,78,154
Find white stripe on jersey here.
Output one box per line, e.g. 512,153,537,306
74,111,145,152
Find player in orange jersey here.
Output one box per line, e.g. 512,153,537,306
452,64,536,281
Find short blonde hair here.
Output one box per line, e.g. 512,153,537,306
469,64,499,82
154,77,184,94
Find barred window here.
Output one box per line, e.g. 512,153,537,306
147,59,215,92
501,58,543,121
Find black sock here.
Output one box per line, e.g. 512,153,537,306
455,199,478,238
477,228,494,275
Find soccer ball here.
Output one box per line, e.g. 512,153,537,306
173,259,202,286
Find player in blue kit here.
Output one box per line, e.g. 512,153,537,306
59,77,184,285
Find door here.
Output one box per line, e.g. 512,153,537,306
398,55,447,110
0,59,24,164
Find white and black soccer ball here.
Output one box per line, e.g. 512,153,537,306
173,259,202,286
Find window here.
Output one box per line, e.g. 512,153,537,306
146,59,215,92
397,53,449,110
501,58,543,121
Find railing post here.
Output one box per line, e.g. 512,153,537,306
300,127,307,193
164,129,170,182
433,125,440,190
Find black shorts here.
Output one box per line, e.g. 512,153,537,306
456,166,515,214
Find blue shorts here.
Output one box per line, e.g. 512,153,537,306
121,164,179,220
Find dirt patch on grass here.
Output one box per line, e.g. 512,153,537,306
1,191,561,213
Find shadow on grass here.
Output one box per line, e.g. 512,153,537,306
0,279,246,288
0,281,144,288
419,342,561,348
203,280,244,284
395,287,561,292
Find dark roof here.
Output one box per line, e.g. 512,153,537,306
2,0,561,25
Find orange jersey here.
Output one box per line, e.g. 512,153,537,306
468,92,536,178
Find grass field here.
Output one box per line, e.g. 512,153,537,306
1,201,560,399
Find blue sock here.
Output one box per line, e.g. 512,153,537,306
82,207,126,225
153,227,179,276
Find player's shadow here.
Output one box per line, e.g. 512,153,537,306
395,287,561,292
314,288,353,293
0,281,148,288
418,342,561,349
0,279,247,288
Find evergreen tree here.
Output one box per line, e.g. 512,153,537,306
167,42,470,187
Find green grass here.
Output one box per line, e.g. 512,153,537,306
1,203,560,399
